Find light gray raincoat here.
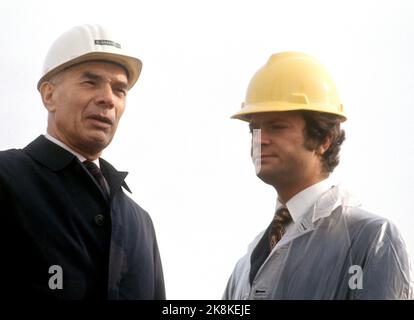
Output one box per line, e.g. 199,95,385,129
223,185,412,300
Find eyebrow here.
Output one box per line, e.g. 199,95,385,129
80,71,128,90
81,71,102,82
249,118,290,128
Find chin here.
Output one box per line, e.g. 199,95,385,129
81,134,111,154
256,169,280,187
256,171,272,184
88,130,112,143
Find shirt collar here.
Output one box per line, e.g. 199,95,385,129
44,133,100,168
275,178,334,223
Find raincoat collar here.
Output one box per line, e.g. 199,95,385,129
311,184,361,223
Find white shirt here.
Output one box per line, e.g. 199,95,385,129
272,178,335,250
44,133,100,168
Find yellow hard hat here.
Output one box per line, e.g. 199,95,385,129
232,51,346,122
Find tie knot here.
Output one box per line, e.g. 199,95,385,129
83,160,101,176
83,160,110,199
274,206,292,226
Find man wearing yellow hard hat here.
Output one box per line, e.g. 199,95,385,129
0,24,165,299
223,52,412,299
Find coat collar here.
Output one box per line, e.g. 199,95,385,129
100,157,131,194
248,184,362,254
24,135,131,194
311,184,361,223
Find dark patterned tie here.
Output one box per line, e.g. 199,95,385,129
268,206,292,250
83,160,110,198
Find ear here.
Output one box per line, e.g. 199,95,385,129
39,81,57,112
317,134,333,156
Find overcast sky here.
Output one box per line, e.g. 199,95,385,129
1,0,413,299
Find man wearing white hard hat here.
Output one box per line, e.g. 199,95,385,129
0,24,165,299
223,52,412,299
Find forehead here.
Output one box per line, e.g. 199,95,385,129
60,61,128,82
248,111,304,125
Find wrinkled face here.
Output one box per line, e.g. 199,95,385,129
249,111,321,188
41,61,129,157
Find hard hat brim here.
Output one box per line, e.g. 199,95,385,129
37,51,142,91
231,102,347,122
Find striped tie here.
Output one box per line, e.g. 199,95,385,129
83,160,110,198
268,206,292,250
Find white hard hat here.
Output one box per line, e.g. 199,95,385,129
37,24,142,91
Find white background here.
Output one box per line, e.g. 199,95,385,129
1,0,413,299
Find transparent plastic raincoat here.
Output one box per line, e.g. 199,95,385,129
223,185,412,299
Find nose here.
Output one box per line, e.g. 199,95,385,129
94,84,115,109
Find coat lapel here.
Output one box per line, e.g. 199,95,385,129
99,158,131,196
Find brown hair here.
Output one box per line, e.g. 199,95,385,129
301,111,346,174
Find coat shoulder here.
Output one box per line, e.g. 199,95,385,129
121,191,156,226
0,148,25,161
343,206,402,239
0,148,28,176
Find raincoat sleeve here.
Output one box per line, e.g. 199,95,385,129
350,219,412,299
222,270,235,300
222,232,264,300
222,259,242,300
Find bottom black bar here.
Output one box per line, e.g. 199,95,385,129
5,300,413,319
